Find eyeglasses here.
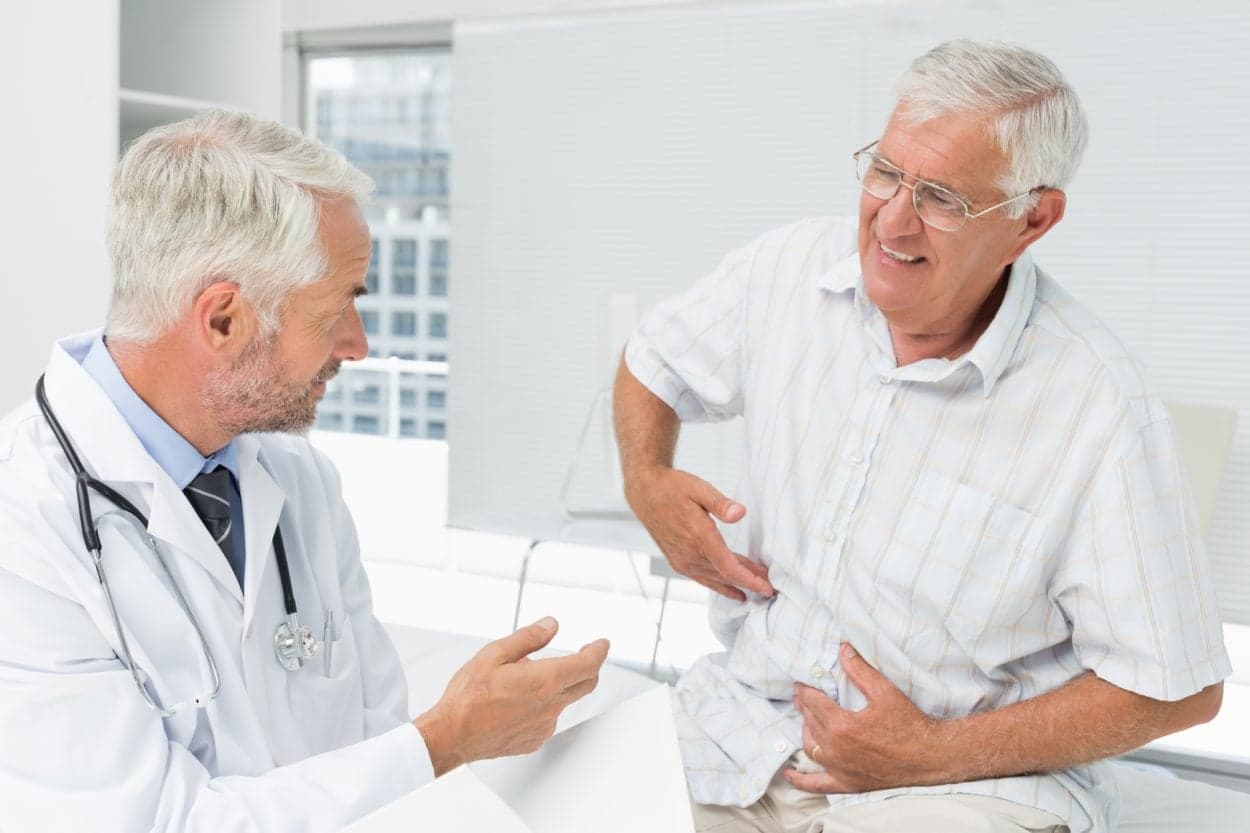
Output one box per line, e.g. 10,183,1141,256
852,141,1035,232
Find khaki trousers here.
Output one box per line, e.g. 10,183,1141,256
691,753,1067,833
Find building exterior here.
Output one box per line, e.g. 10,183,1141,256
306,51,451,439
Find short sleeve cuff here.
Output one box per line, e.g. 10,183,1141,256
624,335,714,423
1088,647,1233,702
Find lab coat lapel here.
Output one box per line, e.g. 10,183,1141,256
41,332,161,485
147,476,245,606
237,435,285,634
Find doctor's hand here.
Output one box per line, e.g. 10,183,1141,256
624,465,773,602
413,617,609,776
784,644,951,794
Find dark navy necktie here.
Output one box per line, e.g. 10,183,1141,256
184,468,244,588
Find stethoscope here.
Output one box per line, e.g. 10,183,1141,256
35,375,322,717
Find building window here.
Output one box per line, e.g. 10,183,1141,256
429,272,447,297
400,388,418,407
426,420,446,439
429,312,447,339
427,352,447,363
394,239,417,266
352,415,381,434
317,412,343,431
393,272,417,295
361,310,379,335
366,239,379,293
392,311,418,337
431,238,449,267
427,389,446,409
353,384,381,405
400,418,418,437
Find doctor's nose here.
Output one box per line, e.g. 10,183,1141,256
335,306,369,362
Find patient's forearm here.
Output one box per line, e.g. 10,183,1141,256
612,356,680,488
937,674,1222,781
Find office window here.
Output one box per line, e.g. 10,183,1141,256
392,311,418,337
353,384,381,405
429,312,447,339
400,388,418,408
308,50,452,442
400,418,418,437
427,390,446,409
427,352,447,363
427,420,446,439
317,412,343,431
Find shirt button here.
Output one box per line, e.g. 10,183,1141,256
810,665,825,678
878,374,892,385
849,450,864,464
774,740,788,753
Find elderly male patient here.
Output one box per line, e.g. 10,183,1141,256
0,111,607,832
615,40,1244,833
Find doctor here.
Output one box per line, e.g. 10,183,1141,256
0,110,609,832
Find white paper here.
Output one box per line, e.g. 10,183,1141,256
473,685,695,833
343,765,534,833
343,685,693,833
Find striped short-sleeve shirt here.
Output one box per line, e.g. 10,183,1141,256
624,217,1231,833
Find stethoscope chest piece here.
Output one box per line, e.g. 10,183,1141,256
274,613,319,671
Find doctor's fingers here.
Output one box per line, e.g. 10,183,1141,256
525,639,610,691
480,616,562,665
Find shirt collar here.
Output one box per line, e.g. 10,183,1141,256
816,248,1037,397
80,333,240,489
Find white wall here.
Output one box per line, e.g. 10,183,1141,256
123,0,283,118
0,2,118,411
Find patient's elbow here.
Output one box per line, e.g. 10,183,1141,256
1194,682,1224,725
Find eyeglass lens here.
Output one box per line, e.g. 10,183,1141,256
855,152,968,232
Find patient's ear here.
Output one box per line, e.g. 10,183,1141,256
1007,189,1065,263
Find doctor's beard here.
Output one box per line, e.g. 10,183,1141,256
201,332,340,437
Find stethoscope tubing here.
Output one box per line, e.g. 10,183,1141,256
34,373,309,712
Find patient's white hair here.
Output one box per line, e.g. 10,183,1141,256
105,109,373,343
895,39,1089,216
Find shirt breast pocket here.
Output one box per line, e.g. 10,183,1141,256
884,471,1048,661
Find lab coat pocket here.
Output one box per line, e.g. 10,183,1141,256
885,471,1047,662
289,612,365,752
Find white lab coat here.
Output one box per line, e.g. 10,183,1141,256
0,333,434,832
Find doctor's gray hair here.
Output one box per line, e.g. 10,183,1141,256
894,39,1089,217
105,110,373,343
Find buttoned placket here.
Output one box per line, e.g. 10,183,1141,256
806,366,900,588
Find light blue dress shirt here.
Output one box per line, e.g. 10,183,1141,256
80,335,247,587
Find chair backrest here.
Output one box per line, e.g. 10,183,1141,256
1165,401,1238,537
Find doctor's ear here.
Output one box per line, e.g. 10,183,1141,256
195,280,257,351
